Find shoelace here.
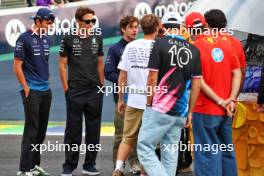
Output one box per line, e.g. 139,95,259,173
25,172,33,176
35,166,46,173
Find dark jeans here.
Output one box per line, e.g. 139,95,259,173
19,89,52,172
63,87,103,172
192,112,237,176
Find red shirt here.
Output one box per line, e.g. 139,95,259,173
193,36,240,115
220,34,246,69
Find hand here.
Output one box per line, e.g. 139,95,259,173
117,101,126,117
185,112,192,128
100,79,104,86
226,101,236,118
64,85,69,93
220,98,232,109
257,104,264,113
23,85,30,98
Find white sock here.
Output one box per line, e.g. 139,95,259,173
115,160,124,172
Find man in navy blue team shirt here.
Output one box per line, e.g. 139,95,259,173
13,8,54,176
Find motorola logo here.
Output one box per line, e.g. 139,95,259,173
134,2,152,19
5,19,26,47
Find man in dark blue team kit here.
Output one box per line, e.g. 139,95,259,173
13,8,55,176
104,16,141,174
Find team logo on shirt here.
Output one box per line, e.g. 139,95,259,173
212,48,224,62
73,38,80,44
222,36,228,41
91,38,99,54
92,38,97,45
33,38,38,45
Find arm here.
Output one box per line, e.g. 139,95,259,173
117,70,127,114
59,56,68,92
189,78,202,112
13,58,30,97
229,68,242,100
185,78,201,127
97,56,105,85
201,78,229,108
146,70,158,105
105,49,119,83
226,68,242,117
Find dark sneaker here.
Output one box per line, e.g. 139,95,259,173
112,170,124,176
61,167,73,176
82,165,100,175
17,171,33,176
31,166,50,176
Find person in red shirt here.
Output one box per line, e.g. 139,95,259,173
204,9,246,87
185,12,242,176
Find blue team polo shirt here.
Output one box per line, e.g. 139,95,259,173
14,30,50,91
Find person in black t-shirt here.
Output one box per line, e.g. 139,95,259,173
137,12,202,176
59,7,104,176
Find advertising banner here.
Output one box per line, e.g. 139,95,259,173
0,0,194,54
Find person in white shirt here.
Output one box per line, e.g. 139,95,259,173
112,14,160,176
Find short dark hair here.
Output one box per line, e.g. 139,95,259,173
75,7,95,21
140,14,160,35
119,16,139,35
204,9,227,29
34,18,42,25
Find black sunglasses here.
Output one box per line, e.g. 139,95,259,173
81,18,96,25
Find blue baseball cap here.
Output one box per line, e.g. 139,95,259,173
31,8,55,21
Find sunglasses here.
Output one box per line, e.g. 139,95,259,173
81,18,96,25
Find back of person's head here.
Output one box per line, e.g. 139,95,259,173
162,12,183,29
140,14,160,35
204,9,227,30
119,16,139,35
185,12,206,36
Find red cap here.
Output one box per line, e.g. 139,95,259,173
185,12,206,28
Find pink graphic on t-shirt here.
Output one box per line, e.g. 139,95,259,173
152,67,182,113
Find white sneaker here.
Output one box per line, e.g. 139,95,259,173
17,171,33,176
30,165,50,176
61,174,72,176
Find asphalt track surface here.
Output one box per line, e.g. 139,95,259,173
0,46,114,122
0,135,194,176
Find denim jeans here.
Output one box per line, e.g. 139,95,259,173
137,107,186,176
192,112,237,176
